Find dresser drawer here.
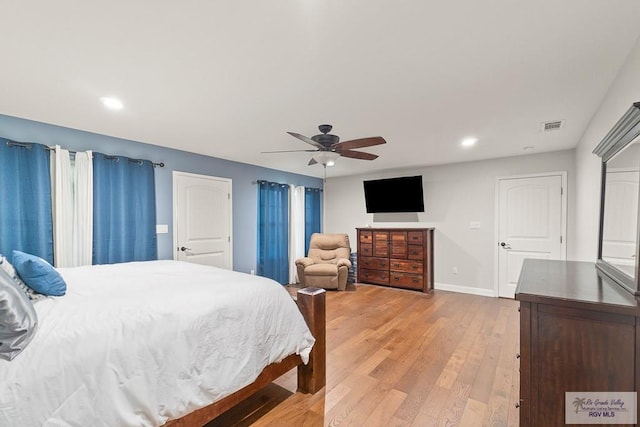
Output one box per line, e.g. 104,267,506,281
407,245,423,260
389,259,423,274
389,272,423,290
360,268,389,285
360,257,389,270
359,231,372,244
360,244,372,256
408,231,423,245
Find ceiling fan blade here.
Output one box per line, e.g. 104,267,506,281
261,149,318,154
308,158,318,166
333,136,386,151
339,150,379,161
287,132,325,149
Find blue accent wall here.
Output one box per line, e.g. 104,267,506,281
0,114,323,274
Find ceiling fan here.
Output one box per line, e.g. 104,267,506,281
262,124,386,166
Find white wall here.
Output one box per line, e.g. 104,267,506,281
574,35,640,262
324,150,575,294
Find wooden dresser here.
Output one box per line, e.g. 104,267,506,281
515,259,640,426
356,227,434,293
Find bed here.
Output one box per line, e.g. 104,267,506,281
0,259,326,426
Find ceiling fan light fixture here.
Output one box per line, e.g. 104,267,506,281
268,125,386,168
315,151,340,167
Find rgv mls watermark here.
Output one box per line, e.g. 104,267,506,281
566,392,637,424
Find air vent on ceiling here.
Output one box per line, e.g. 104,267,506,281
541,120,563,132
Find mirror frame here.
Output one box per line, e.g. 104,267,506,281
593,101,640,295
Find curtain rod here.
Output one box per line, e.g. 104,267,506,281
254,180,323,191
255,180,288,187
6,140,165,168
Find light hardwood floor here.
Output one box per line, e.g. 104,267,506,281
208,284,520,427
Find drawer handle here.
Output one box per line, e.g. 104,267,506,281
411,236,418,240
411,251,418,255
394,277,399,281
412,265,418,269
393,263,399,268
412,279,418,283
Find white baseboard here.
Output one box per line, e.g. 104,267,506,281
435,282,496,298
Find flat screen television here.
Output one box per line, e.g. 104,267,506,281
363,175,425,213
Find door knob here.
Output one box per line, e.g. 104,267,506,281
179,246,191,252
500,242,512,249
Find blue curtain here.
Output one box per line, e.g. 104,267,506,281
257,180,289,284
0,140,54,263
93,153,157,264
305,187,322,254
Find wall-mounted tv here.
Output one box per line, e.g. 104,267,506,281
363,175,425,213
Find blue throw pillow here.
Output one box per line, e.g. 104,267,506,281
12,251,67,296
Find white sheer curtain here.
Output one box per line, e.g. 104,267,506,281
289,185,306,284
51,146,93,267
52,146,74,267
73,151,93,266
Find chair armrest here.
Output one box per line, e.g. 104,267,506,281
336,258,352,269
296,257,315,268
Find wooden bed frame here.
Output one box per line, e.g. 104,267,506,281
165,287,326,427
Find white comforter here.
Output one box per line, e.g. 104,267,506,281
0,260,315,426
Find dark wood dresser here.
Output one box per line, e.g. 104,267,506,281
356,227,434,293
515,259,640,427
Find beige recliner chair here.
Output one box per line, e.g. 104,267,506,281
296,233,352,290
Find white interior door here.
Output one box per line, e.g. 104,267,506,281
173,171,232,269
601,169,639,275
497,173,566,298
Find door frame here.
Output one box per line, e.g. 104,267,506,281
172,171,233,267
493,171,568,297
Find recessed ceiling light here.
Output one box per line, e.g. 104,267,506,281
100,97,123,110
461,137,478,147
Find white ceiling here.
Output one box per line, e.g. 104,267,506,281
1,1,640,179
